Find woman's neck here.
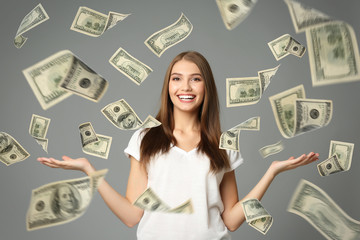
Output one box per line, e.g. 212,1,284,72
173,108,200,132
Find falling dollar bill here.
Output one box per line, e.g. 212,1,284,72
306,21,360,87
216,0,257,30
14,3,49,48
134,188,193,214
220,116,260,151
258,65,280,93
226,77,261,107
284,0,332,33
259,140,284,158
269,85,333,138
0,132,30,166
70,6,130,37
268,34,305,61
318,140,355,176
29,114,51,152
26,169,108,231
82,134,112,159
241,198,273,235
144,13,193,57
329,140,354,171
79,122,99,147
288,179,360,240
23,50,108,110
101,99,161,130
227,66,280,107
109,47,153,85
317,155,343,176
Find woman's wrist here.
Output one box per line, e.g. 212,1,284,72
84,164,96,175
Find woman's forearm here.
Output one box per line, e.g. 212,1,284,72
223,168,276,231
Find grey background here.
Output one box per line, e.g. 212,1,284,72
0,0,359,239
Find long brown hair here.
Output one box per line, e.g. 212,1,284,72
140,51,230,173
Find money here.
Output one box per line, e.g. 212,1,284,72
101,99,161,130
233,116,260,131
226,77,261,107
23,50,108,110
134,188,193,214
329,140,354,171
70,6,130,37
216,0,258,30
82,134,112,159
109,47,153,85
306,21,360,87
258,65,280,93
241,198,273,235
269,85,332,138
288,179,360,240
317,155,343,176
259,140,284,158
269,84,306,138
0,132,30,166
284,0,332,33
293,98,332,137
26,169,108,231
220,116,260,151
284,36,306,58
14,3,49,48
144,13,193,57
268,34,305,61
79,122,98,147
29,114,51,152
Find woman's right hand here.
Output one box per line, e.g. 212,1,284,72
37,156,95,175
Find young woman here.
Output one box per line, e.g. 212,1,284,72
38,51,319,240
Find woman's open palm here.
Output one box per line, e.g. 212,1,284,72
37,156,94,174
270,152,319,176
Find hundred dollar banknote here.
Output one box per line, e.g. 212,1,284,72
216,0,258,30
82,134,112,159
288,179,360,240
23,50,108,110
241,198,273,235
79,122,99,147
0,132,30,166
226,77,261,107
259,140,284,158
109,47,153,85
318,140,355,176
220,116,260,151
227,65,280,107
70,6,130,37
101,99,161,130
284,0,332,33
144,13,193,57
29,114,51,152
26,169,108,231
14,3,49,48
306,21,360,87
317,155,343,177
270,86,333,138
134,188,193,214
268,34,305,61
258,65,280,94
329,140,354,171
269,84,306,138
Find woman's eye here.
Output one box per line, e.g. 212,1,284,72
192,77,201,81
172,77,180,81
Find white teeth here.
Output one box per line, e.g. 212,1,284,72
179,95,195,99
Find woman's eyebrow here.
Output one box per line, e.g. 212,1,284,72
171,73,202,76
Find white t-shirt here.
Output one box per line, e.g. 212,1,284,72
124,129,243,240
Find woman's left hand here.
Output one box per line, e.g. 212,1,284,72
269,152,319,176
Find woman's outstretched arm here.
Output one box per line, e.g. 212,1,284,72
37,155,147,228
220,152,319,232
